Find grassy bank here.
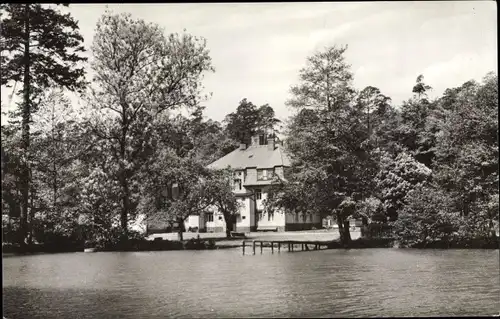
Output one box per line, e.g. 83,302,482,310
2,237,219,254
325,237,498,249
3,242,84,254
3,233,498,255
403,238,500,249
215,236,499,250
91,237,218,252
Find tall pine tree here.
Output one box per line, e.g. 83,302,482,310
0,4,87,248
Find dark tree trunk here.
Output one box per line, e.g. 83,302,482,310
121,179,130,234
177,217,185,241
119,113,129,236
19,4,31,250
51,106,57,209
224,216,233,238
224,213,233,238
361,216,369,238
336,213,352,247
53,159,57,208
27,180,34,246
343,220,352,244
337,214,344,241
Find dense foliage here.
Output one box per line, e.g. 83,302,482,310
0,9,275,247
1,3,87,249
266,46,498,247
1,8,498,250
224,98,281,144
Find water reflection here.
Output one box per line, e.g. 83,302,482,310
3,249,499,318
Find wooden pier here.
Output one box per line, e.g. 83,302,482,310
241,240,330,255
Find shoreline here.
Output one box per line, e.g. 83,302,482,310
3,236,499,256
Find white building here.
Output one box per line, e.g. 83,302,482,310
185,134,322,233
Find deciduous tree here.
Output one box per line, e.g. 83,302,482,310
269,45,372,245
206,169,242,238
224,98,281,144
89,11,214,235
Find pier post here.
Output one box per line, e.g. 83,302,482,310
288,243,290,251
242,241,245,255
278,242,281,253
301,243,304,251
260,241,263,254
252,240,256,255
271,242,274,254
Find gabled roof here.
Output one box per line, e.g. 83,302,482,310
207,144,291,170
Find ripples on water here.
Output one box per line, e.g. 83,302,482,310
3,249,499,318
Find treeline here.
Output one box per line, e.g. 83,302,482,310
266,46,498,248
0,6,279,249
1,5,498,250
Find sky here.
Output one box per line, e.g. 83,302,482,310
1,1,497,125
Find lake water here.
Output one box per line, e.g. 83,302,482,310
3,249,499,318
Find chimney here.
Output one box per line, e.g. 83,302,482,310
239,143,246,150
267,136,275,150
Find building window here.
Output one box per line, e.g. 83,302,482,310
257,169,274,181
310,213,313,223
255,189,262,200
233,179,242,191
257,169,264,180
268,211,274,221
303,214,307,223
257,210,263,221
206,213,214,222
235,170,245,180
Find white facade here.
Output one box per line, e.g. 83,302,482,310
184,184,321,233
179,135,322,234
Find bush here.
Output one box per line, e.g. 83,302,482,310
409,237,499,249
183,238,216,250
2,216,20,244
92,228,147,251
393,186,457,248
362,222,393,239
206,239,216,249
27,214,84,251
